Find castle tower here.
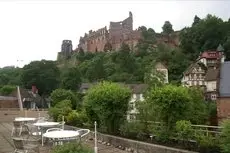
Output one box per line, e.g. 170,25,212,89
61,40,73,58
129,11,133,18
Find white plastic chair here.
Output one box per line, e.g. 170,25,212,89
12,121,24,136
77,129,90,138
12,137,39,153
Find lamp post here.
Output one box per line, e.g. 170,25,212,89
94,121,98,153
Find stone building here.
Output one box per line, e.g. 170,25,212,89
217,62,230,123
77,12,141,52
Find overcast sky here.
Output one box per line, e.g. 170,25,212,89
0,0,229,68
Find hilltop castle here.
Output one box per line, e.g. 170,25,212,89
77,11,141,52
57,12,180,60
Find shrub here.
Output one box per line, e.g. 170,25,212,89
51,143,93,153
220,119,230,153
120,121,145,139
66,110,88,127
50,88,79,109
195,132,219,152
175,120,193,141
0,85,16,95
48,100,72,121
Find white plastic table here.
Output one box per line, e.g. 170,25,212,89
43,130,80,146
15,117,36,122
33,122,61,146
33,122,60,127
43,130,80,139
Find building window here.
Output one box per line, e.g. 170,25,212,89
211,94,216,100
129,102,134,110
129,114,135,120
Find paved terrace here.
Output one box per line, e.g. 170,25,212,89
0,122,128,153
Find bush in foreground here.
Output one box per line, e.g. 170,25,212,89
51,143,93,153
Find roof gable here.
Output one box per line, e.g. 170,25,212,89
184,62,205,75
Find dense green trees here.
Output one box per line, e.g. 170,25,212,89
60,67,82,90
21,60,60,96
0,67,21,86
180,14,230,60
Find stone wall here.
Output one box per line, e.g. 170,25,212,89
0,99,18,108
65,125,197,153
0,110,48,122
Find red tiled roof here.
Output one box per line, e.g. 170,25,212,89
200,51,221,59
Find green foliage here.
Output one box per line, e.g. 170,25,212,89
50,89,79,109
51,143,93,153
21,60,60,96
0,67,21,86
220,119,230,153
83,81,131,134
144,62,165,89
195,133,218,151
0,85,16,96
120,121,146,139
145,85,192,129
180,14,230,60
187,87,208,124
150,123,172,143
66,110,88,127
48,100,72,121
175,120,193,141
162,21,174,35
119,121,145,139
142,85,208,132
61,67,82,90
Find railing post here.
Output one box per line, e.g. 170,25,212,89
94,121,98,153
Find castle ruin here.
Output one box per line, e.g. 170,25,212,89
77,11,141,52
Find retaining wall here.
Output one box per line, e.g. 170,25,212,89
65,125,198,153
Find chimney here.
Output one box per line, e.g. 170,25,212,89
32,85,37,94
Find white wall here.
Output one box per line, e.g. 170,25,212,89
206,81,217,92
127,93,144,120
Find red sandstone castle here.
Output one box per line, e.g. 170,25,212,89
77,12,141,52
58,12,180,58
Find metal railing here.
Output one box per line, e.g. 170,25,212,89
131,120,222,137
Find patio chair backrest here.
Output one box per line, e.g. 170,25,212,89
46,128,62,133
24,123,38,134
77,129,90,138
13,121,22,128
36,117,46,123
12,137,24,150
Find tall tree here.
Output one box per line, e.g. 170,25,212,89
192,15,201,26
162,21,174,35
21,60,60,96
83,81,131,134
61,67,82,91
162,21,174,43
